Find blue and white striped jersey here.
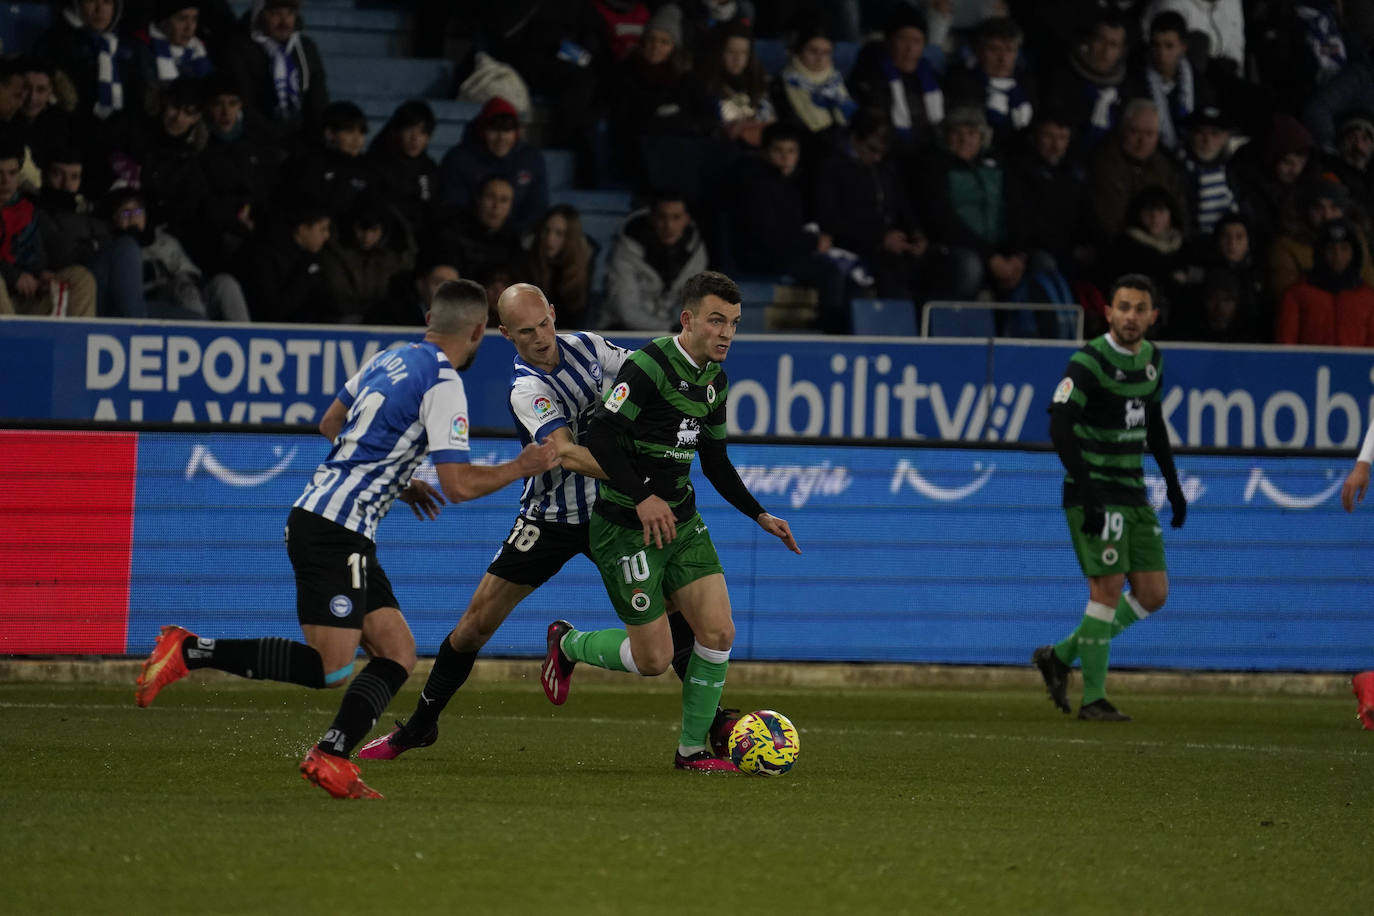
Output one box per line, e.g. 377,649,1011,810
509,332,628,524
295,341,471,541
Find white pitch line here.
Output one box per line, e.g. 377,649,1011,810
1,701,1366,758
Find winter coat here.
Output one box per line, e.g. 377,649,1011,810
1269,226,1374,302
439,97,548,234
284,146,383,222
1141,0,1246,69
230,223,333,323
1089,141,1191,239
319,222,417,323
847,40,943,156
726,154,817,274
1004,147,1088,264
197,109,288,272
919,148,1007,257
0,191,48,288
809,139,918,263
138,226,205,314
36,187,112,268
217,5,328,145
367,143,441,234
603,208,708,331
31,1,154,123
1277,282,1374,346
433,206,525,288
131,117,209,239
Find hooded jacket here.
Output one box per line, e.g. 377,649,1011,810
439,97,548,233
219,0,328,143
603,208,708,330
1277,218,1374,346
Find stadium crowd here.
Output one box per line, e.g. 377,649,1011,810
2,0,1374,343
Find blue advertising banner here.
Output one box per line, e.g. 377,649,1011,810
115,431,1371,671
5,316,1374,448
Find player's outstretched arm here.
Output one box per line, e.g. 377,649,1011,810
1344,423,1374,512
757,512,801,554
319,398,348,443
434,440,561,503
548,427,606,479
398,478,446,520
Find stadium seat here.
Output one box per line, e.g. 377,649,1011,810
324,56,454,99
850,298,917,337
544,150,575,191
0,2,52,54
578,211,627,295
754,38,786,75
833,40,859,76
310,27,406,57
925,304,997,338
550,189,633,214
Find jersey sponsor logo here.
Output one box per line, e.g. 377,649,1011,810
1242,467,1344,509
889,458,996,502
663,447,694,460
330,595,353,617
450,414,469,445
705,383,716,404
1052,377,1074,404
532,395,555,421
676,418,700,449
184,443,298,487
606,382,630,414
630,590,651,613
1124,398,1146,429
1101,547,1119,565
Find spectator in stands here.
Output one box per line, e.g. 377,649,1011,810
1199,213,1272,341
1046,13,1129,152
32,0,153,127
607,4,721,197
196,69,285,275
104,184,221,319
366,258,459,326
1005,109,1089,284
943,16,1035,156
16,57,72,172
220,0,328,148
440,96,548,236
35,148,146,318
1231,113,1319,248
681,0,756,57
1269,177,1374,306
319,194,416,325
1089,98,1189,239
1251,0,1351,118
1174,103,1240,240
227,194,335,322
1277,217,1374,346
810,110,925,306
726,122,849,331
367,100,441,235
1139,0,1245,73
1303,56,1374,151
1327,112,1374,217
919,104,1035,304
135,2,214,105
285,100,381,223
1168,267,1256,343
700,21,775,149
772,22,858,153
124,75,208,242
436,175,526,293
0,136,96,317
602,189,708,330
0,57,41,192
847,5,942,160
525,204,595,330
1122,11,1198,154
1099,184,1199,332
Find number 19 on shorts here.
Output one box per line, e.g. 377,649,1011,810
1100,511,1124,541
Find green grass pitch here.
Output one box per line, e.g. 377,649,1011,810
1,679,1369,915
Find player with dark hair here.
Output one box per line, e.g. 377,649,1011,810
1032,273,1187,722
135,279,560,798
360,282,739,760
541,270,802,771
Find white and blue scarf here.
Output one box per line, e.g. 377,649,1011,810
1147,58,1193,150
782,58,857,132
983,74,1031,132
64,7,122,119
149,22,212,82
880,56,943,140
251,28,308,117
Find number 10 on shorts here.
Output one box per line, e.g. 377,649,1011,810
617,550,650,584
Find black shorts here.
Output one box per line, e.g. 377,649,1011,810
285,507,399,629
485,515,591,587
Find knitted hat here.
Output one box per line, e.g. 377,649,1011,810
944,105,989,131
885,3,927,38
1307,176,1353,211
1187,104,1232,132
646,3,683,46
1338,112,1374,142
155,0,199,20
1268,114,1314,160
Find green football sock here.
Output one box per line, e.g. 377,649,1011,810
1078,614,1116,705
679,645,729,749
1112,593,1149,638
561,627,629,672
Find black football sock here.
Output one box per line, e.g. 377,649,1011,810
405,637,477,734
318,657,409,757
668,612,695,682
183,636,325,688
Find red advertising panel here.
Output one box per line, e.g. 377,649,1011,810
0,430,137,653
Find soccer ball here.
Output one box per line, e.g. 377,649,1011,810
727,709,800,776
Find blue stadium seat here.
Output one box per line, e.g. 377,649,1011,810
925,304,997,338
754,38,786,75
550,189,633,214
310,28,405,57
324,56,454,99
544,150,575,192
578,212,626,295
1,3,53,54
850,298,917,337
833,40,859,76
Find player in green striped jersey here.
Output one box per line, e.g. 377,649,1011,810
539,271,802,771
1032,274,1187,722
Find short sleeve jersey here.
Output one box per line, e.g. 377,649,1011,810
294,341,470,540
589,336,728,528
1048,335,1164,507
508,331,629,524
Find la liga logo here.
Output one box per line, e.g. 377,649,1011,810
606,382,630,414
532,395,554,419
450,414,469,442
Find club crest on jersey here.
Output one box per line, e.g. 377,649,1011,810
631,590,651,612
1145,363,1157,381
590,361,602,381
532,395,555,420
1052,377,1074,404
330,595,353,618
1101,547,1119,566
705,384,716,404
606,382,630,414
450,414,469,445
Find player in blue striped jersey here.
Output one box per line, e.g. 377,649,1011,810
361,283,731,760
135,280,560,798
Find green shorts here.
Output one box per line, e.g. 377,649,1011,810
1065,504,1167,577
589,511,725,626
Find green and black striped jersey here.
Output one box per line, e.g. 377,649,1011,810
1048,335,1164,507
590,336,729,527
